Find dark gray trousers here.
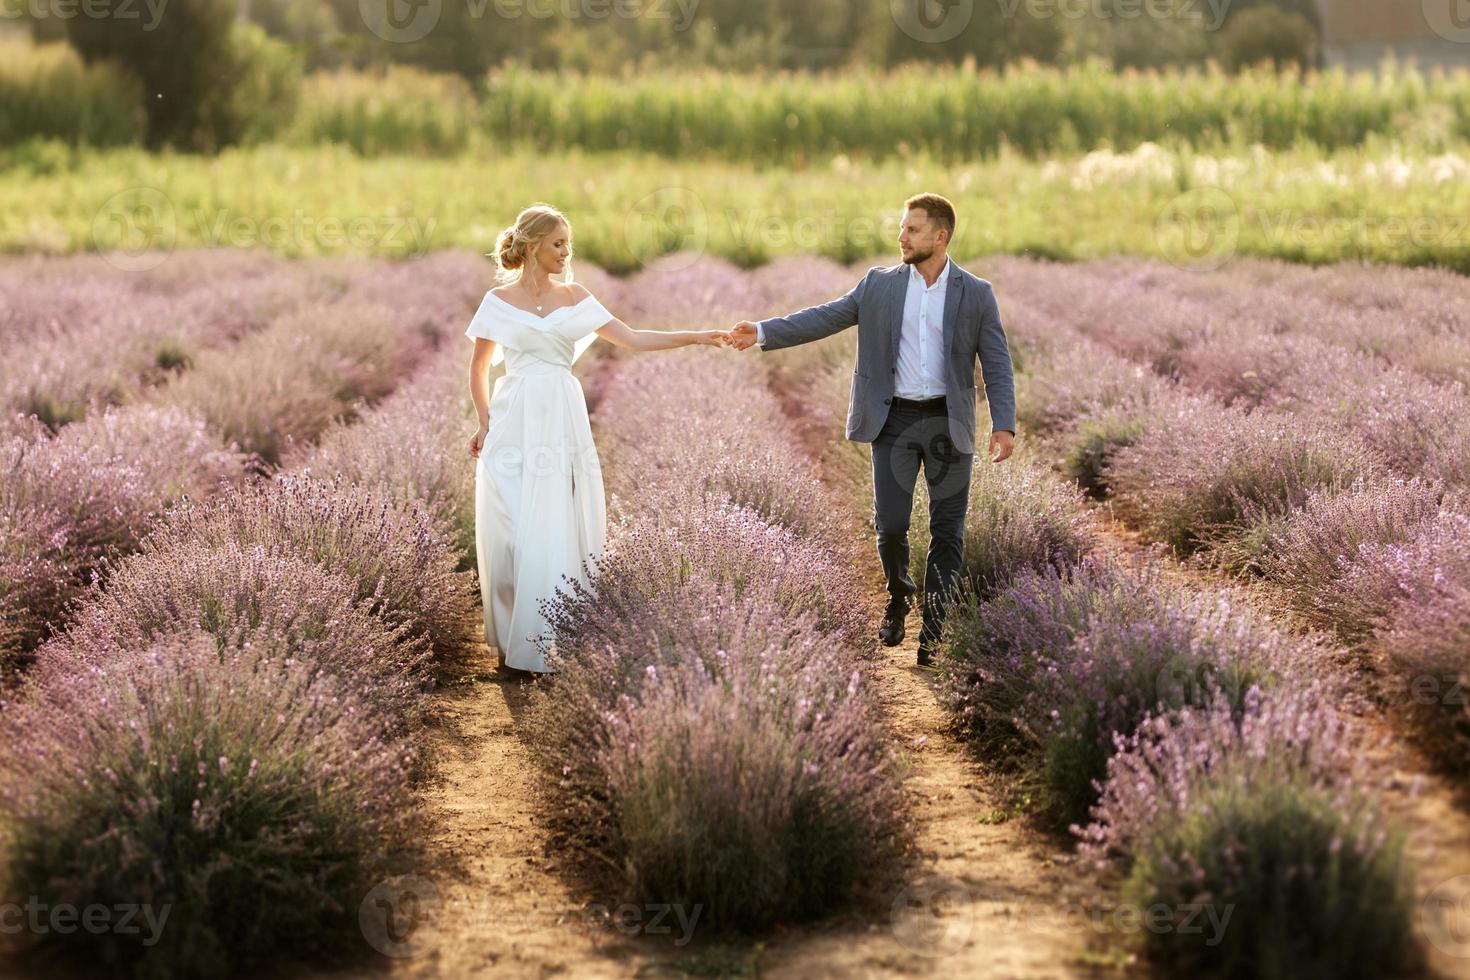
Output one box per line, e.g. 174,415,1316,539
870,398,974,646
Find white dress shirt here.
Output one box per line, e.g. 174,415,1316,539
894,258,950,399
757,259,952,399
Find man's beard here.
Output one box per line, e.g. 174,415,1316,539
903,246,934,265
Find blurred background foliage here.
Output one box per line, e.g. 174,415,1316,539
4,0,1337,153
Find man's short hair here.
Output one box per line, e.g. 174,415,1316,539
905,193,956,240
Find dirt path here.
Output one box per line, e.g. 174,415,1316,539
379,668,644,978
749,367,1113,978
747,617,1113,979
291,662,656,980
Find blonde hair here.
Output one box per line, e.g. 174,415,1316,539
492,203,575,285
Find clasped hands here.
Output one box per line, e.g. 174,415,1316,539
703,320,1015,462
695,321,761,350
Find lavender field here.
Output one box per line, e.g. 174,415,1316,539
3,248,1470,979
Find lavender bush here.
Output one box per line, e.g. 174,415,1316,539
1015,339,1177,441
140,473,480,675
616,254,767,329
596,348,851,551
1257,477,1451,644
528,576,909,931
1105,396,1378,568
161,298,424,467
599,634,906,930
1085,256,1470,391
1061,411,1150,499
1074,682,1360,866
0,629,419,978
1348,512,1470,767
524,331,910,933
0,251,500,980
937,558,1315,827
909,452,1095,601
1,253,331,429
997,256,1470,491
759,338,882,531
1381,581,1470,769
545,492,872,660
0,405,247,666
1122,764,1416,978
286,344,479,563
37,536,433,728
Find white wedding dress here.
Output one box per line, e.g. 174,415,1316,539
464,290,612,673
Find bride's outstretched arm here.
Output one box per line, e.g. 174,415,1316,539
595,317,731,352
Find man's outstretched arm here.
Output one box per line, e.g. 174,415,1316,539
730,270,872,351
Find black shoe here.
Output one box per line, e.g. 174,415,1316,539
916,645,935,667
879,600,910,647
879,609,906,647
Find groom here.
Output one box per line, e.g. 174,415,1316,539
729,193,1016,667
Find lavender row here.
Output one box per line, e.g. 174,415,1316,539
996,255,1470,394
1081,255,1470,390
934,471,1418,975
2,250,336,430
989,257,1470,488
524,305,910,931
1006,265,1470,779
0,251,490,670
0,257,497,976
758,299,1419,975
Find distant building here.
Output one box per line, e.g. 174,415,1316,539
1316,0,1470,70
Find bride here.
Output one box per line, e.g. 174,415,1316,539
466,203,731,674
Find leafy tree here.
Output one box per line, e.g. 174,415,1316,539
65,0,300,150
1217,6,1321,71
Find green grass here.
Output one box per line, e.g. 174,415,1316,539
4,138,1470,273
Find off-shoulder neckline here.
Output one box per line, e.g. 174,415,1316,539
485,290,595,321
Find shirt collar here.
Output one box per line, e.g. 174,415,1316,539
909,257,952,289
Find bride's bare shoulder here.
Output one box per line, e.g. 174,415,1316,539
568,282,593,301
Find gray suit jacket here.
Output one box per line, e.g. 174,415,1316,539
758,261,1016,455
